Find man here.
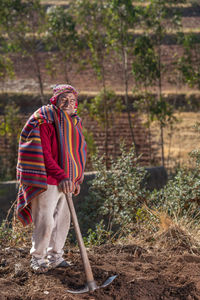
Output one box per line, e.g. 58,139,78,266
16,84,87,273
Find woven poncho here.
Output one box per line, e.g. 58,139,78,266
16,104,87,226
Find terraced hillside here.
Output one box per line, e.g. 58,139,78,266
1,1,200,95
1,1,200,169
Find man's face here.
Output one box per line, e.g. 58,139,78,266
57,92,76,115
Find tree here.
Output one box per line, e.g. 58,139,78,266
106,0,140,153
132,35,160,163
178,33,200,90
78,90,124,167
0,1,16,91
74,0,117,167
134,0,185,166
1,0,46,104
0,50,14,92
45,5,80,83
74,0,111,89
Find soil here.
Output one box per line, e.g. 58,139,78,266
0,234,200,300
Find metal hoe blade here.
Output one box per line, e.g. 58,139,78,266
66,275,118,294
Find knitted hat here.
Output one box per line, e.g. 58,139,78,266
49,84,78,109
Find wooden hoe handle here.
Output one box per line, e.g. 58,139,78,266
66,193,96,287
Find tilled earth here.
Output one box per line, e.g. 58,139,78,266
0,239,200,300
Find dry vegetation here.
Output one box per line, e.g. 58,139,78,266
143,112,200,168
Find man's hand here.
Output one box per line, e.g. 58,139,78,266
73,184,80,196
58,179,73,194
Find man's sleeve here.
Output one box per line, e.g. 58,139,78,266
40,123,68,182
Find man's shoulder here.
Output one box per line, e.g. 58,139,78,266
34,104,55,116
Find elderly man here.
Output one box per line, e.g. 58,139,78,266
16,84,87,273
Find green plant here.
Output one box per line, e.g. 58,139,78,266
1,0,46,104
132,0,185,166
106,0,140,148
45,5,80,83
89,89,123,127
178,33,200,90
0,221,12,247
0,102,22,180
78,89,124,168
77,144,149,238
0,216,32,247
83,220,113,247
149,165,200,223
149,123,200,222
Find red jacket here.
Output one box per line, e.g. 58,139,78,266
40,123,68,185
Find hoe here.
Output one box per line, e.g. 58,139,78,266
65,193,117,294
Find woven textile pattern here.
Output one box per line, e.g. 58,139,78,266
16,104,87,226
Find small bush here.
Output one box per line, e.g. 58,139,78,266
149,156,200,222
78,144,149,243
0,221,12,247
83,220,113,247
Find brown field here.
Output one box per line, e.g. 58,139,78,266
1,222,200,300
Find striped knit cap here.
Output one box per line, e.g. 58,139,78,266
49,84,78,110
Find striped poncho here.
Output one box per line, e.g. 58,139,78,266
16,104,87,226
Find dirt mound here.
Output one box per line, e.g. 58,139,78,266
155,225,200,254
0,240,200,300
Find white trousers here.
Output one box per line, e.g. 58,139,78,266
30,185,71,264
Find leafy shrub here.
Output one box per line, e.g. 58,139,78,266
77,144,149,242
79,142,200,246
148,151,200,222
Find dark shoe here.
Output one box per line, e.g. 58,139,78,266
56,260,71,268
48,259,72,269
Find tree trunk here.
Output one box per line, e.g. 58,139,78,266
122,46,137,156
148,123,152,164
167,124,173,168
33,53,45,105
145,89,153,164
160,124,164,167
3,115,9,178
110,111,117,159
158,43,165,167
102,63,109,169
